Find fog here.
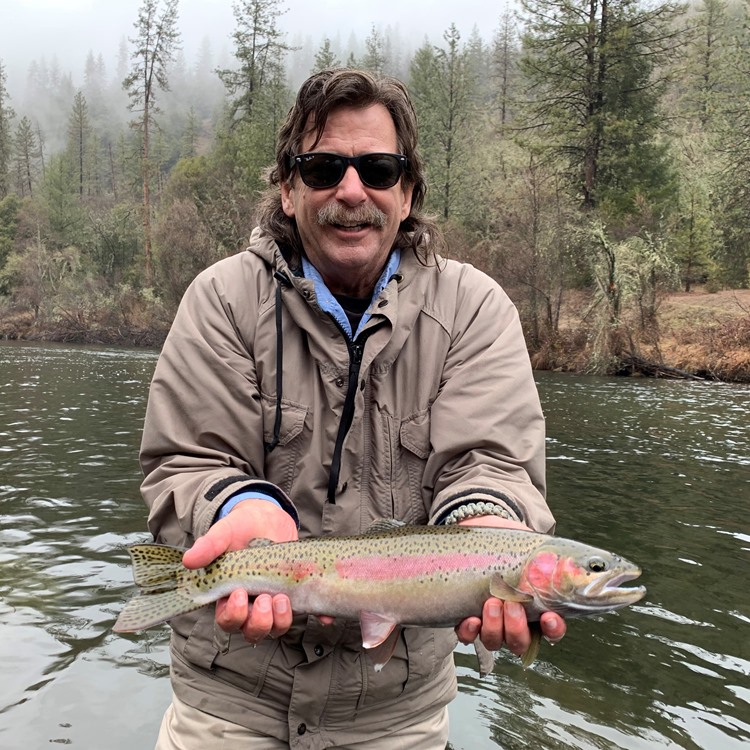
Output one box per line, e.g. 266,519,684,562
1,0,508,98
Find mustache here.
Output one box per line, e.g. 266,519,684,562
316,202,387,228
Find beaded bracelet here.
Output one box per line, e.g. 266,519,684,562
442,501,517,526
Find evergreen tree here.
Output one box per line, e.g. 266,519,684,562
0,60,15,198
518,0,686,216
123,0,181,286
680,0,730,128
313,37,341,72
13,116,38,198
68,90,93,198
217,0,292,124
409,25,478,221
491,11,520,131
360,25,387,74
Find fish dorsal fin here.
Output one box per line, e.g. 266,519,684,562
489,573,533,603
359,611,399,648
364,519,406,534
521,622,543,668
246,538,274,548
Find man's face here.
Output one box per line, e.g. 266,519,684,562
280,104,413,298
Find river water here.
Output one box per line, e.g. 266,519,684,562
0,341,748,749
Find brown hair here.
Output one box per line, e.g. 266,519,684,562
256,68,443,264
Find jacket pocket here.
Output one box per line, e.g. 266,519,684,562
393,409,431,522
260,394,308,494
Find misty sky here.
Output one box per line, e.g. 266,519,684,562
1,0,509,91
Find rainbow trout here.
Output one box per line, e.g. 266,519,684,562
114,522,645,672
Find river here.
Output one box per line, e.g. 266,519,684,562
0,341,748,749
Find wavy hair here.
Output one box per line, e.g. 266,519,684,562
256,68,443,265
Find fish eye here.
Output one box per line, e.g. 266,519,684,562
588,556,609,573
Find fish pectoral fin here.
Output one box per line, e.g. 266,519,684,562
521,622,543,669
474,637,496,678
489,574,533,603
359,611,399,649
364,624,402,672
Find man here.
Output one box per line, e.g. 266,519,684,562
141,69,565,749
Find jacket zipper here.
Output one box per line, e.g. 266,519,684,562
326,337,365,504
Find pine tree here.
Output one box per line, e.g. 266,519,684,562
313,37,341,72
68,90,92,198
217,0,292,125
13,116,38,198
518,0,686,215
360,26,387,74
0,60,15,198
123,0,181,286
409,25,478,221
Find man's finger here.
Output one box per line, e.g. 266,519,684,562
241,594,274,643
215,589,249,632
540,611,566,644
501,601,531,657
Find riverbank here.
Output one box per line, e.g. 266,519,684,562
528,288,750,383
2,288,749,382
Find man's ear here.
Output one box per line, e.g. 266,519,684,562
280,179,296,218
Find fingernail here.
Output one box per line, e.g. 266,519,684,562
256,596,271,613
467,621,479,636
488,601,502,618
274,598,288,614
505,602,522,618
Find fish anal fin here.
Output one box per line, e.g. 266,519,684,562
521,622,543,668
474,637,496,678
489,574,533,603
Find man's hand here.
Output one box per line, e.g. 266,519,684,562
454,515,566,657
182,499,298,643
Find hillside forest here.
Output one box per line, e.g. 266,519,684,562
0,0,749,379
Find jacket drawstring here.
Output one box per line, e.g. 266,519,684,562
265,271,288,453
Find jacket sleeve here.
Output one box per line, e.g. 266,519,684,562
139,256,298,547
425,265,555,534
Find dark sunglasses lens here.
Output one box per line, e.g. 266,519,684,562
359,155,403,188
297,154,404,188
297,154,345,188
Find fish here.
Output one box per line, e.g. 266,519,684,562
113,521,645,673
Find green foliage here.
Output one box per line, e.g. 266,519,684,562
0,59,14,199
218,0,292,125
409,25,480,221
3,9,750,347
518,0,685,216
313,38,341,72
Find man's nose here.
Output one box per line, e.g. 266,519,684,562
335,165,368,204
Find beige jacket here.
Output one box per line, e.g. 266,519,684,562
139,228,554,748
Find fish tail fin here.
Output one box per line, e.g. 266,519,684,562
113,543,205,632
128,544,185,591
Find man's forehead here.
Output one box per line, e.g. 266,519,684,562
301,104,397,149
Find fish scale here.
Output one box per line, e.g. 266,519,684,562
114,523,645,670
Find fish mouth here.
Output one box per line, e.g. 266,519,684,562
582,569,646,606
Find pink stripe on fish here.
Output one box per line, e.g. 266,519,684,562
334,553,520,580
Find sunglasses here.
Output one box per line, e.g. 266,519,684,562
290,152,408,189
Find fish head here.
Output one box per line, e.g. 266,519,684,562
517,538,646,619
